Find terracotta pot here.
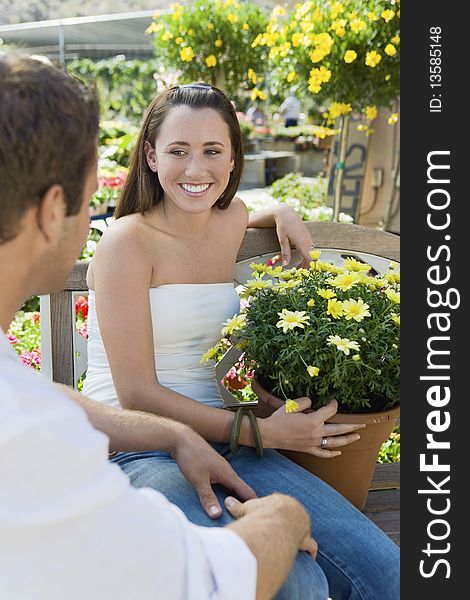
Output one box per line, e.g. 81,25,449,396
251,376,400,510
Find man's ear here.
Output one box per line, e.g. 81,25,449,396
144,140,158,172
36,184,66,245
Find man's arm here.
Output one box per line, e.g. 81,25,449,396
226,494,317,600
56,384,256,518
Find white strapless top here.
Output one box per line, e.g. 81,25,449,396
82,284,240,409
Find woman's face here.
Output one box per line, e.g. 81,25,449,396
146,106,235,215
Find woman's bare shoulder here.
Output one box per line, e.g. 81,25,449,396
221,195,249,225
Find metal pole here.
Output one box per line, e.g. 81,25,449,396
332,113,350,222
58,23,65,68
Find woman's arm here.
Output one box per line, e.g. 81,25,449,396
248,204,314,267
90,219,258,448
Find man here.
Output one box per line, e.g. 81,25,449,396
0,55,317,599
279,92,302,128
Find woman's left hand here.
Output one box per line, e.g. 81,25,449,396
273,205,315,268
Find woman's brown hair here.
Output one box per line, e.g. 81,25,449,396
114,84,244,219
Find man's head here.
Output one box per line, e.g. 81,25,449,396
0,55,99,301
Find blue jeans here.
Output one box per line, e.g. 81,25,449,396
113,445,399,600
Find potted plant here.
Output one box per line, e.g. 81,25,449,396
207,250,400,508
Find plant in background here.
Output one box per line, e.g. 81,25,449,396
148,0,270,99
79,228,103,261
7,311,41,370
68,57,164,123
99,121,138,168
75,296,89,339
206,251,400,413
268,173,352,222
90,168,128,215
257,0,400,220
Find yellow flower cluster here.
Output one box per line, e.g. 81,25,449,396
308,66,331,93
251,88,267,101
309,32,333,63
331,19,347,37
364,105,378,120
327,102,352,120
247,68,257,84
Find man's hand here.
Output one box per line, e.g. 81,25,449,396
225,494,317,560
224,493,318,600
173,428,257,519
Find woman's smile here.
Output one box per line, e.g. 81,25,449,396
179,182,213,195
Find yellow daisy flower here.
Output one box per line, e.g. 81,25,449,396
341,298,371,322
307,365,320,377
329,272,360,291
327,335,361,355
200,344,221,363
327,298,344,319
309,249,322,260
343,257,371,272
285,399,299,413
317,288,336,299
276,309,310,333
221,314,247,336
385,289,400,304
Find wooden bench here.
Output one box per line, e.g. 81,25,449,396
41,221,400,544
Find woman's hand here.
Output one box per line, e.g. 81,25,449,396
259,398,366,457
247,204,315,268
272,205,315,268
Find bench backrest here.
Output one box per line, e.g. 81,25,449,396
42,221,399,388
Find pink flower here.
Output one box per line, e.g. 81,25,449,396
77,324,88,339
32,312,40,323
7,334,18,345
227,367,237,379
239,299,249,311
19,351,32,367
31,349,41,367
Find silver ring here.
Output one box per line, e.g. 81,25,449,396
320,436,328,449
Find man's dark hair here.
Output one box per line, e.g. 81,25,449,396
0,55,100,243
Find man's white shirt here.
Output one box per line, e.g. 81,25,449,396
0,329,256,599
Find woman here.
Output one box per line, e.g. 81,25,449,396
83,83,399,600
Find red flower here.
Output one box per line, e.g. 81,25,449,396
98,171,127,189
32,312,40,323
7,334,18,345
75,296,88,319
